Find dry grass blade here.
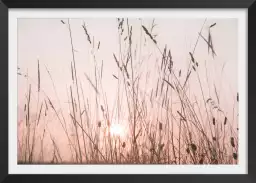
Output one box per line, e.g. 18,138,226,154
150,18,157,33
129,25,133,44
208,30,216,58
183,70,191,89
49,134,63,163
210,23,216,28
212,117,215,125
98,41,100,50
224,117,227,125
159,123,163,131
155,79,159,97
160,80,164,95
167,50,173,73
214,84,219,104
70,114,107,161
44,99,48,110
118,18,124,30
135,128,142,142
84,73,99,94
161,46,167,70
163,79,175,90
26,84,31,127
82,21,91,44
100,105,104,112
206,98,212,103
199,32,217,57
80,110,85,116
142,25,157,44
177,111,186,122
47,96,54,109
113,53,120,68
208,30,211,54
125,52,131,68
189,52,195,63
37,103,43,126
230,137,235,148
123,64,130,79
113,74,118,80
71,62,74,83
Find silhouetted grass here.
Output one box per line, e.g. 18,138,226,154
17,18,238,164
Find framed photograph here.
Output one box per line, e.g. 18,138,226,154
0,0,253,182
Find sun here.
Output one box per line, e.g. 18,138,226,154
109,123,125,137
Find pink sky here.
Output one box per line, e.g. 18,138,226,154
17,18,238,162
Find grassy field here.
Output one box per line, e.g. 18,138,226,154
17,18,238,164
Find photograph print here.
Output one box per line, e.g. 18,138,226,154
17,17,239,165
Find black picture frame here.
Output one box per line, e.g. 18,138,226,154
0,0,254,182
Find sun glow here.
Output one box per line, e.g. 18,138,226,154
109,123,125,137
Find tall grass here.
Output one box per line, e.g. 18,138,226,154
17,18,238,164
